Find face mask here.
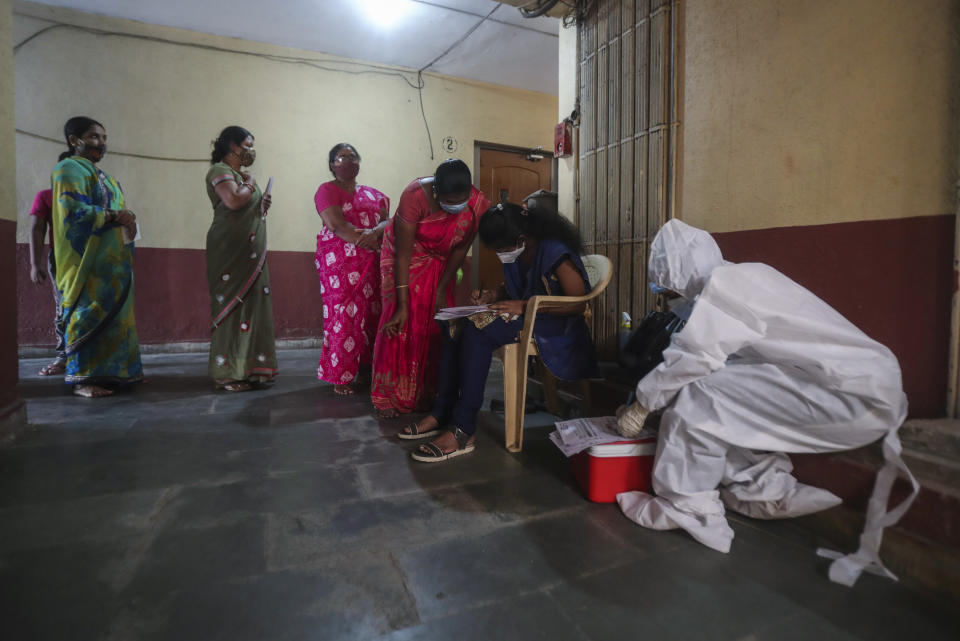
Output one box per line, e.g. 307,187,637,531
496,241,525,264
439,200,469,214
333,160,359,181
237,147,256,167
75,139,107,160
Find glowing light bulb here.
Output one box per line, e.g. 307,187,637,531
360,0,413,28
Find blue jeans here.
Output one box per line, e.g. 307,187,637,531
430,317,522,436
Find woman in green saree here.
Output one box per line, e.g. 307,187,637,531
205,126,277,391
51,116,142,398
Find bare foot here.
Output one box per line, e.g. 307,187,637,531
377,408,400,419
73,384,114,398
333,384,356,396
38,359,66,376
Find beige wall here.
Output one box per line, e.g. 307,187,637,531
556,22,577,221
680,0,959,233
12,2,557,251
0,0,14,222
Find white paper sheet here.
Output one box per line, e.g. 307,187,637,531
434,305,491,320
549,416,656,457
122,222,141,245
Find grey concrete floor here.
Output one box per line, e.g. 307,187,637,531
2,350,958,641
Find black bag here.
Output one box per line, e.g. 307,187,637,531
618,310,686,381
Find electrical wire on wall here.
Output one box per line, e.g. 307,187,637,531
12,17,431,163
561,0,595,27
516,0,589,26
13,2,537,163
14,128,210,163
518,0,561,19
416,2,503,160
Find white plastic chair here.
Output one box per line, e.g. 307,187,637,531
493,254,613,452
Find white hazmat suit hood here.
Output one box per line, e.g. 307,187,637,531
618,219,919,587
648,219,724,300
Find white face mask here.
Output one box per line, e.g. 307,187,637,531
440,199,469,214
496,241,525,264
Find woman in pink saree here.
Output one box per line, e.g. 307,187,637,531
372,159,490,418
315,143,389,394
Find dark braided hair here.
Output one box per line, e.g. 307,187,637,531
59,116,103,161
479,202,583,253
211,126,252,164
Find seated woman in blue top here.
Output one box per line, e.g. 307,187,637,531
401,201,598,462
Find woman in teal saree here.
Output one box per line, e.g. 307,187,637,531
51,116,142,397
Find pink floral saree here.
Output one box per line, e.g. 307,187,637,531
315,181,389,385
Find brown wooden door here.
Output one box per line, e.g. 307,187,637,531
474,147,553,290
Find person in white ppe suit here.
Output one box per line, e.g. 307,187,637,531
617,219,918,587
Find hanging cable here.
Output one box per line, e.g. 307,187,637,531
410,0,558,37
518,0,561,19
416,3,502,159
561,0,595,27
13,20,424,87
12,17,435,161
419,3,501,73
15,128,209,163
416,71,434,161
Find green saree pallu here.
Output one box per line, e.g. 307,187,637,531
205,163,278,383
51,156,143,386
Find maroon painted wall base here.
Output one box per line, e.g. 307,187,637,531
17,245,326,345
713,214,954,418
791,452,959,550
2,219,24,434
16,244,476,346
16,214,955,417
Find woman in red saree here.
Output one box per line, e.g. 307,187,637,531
371,159,490,418
315,143,389,394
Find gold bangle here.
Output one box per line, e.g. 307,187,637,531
395,284,409,289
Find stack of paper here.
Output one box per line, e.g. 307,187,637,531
434,305,491,320
549,416,656,457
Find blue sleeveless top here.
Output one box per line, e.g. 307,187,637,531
503,238,598,380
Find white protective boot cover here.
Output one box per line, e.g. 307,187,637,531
617,490,734,553
719,449,842,519
722,483,842,520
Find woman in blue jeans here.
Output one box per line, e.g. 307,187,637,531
400,202,598,462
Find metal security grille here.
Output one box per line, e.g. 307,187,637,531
577,0,680,358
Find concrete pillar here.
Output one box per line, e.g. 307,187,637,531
0,0,26,439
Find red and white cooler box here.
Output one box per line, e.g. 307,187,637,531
571,436,657,503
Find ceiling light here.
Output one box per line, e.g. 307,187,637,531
360,0,413,28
